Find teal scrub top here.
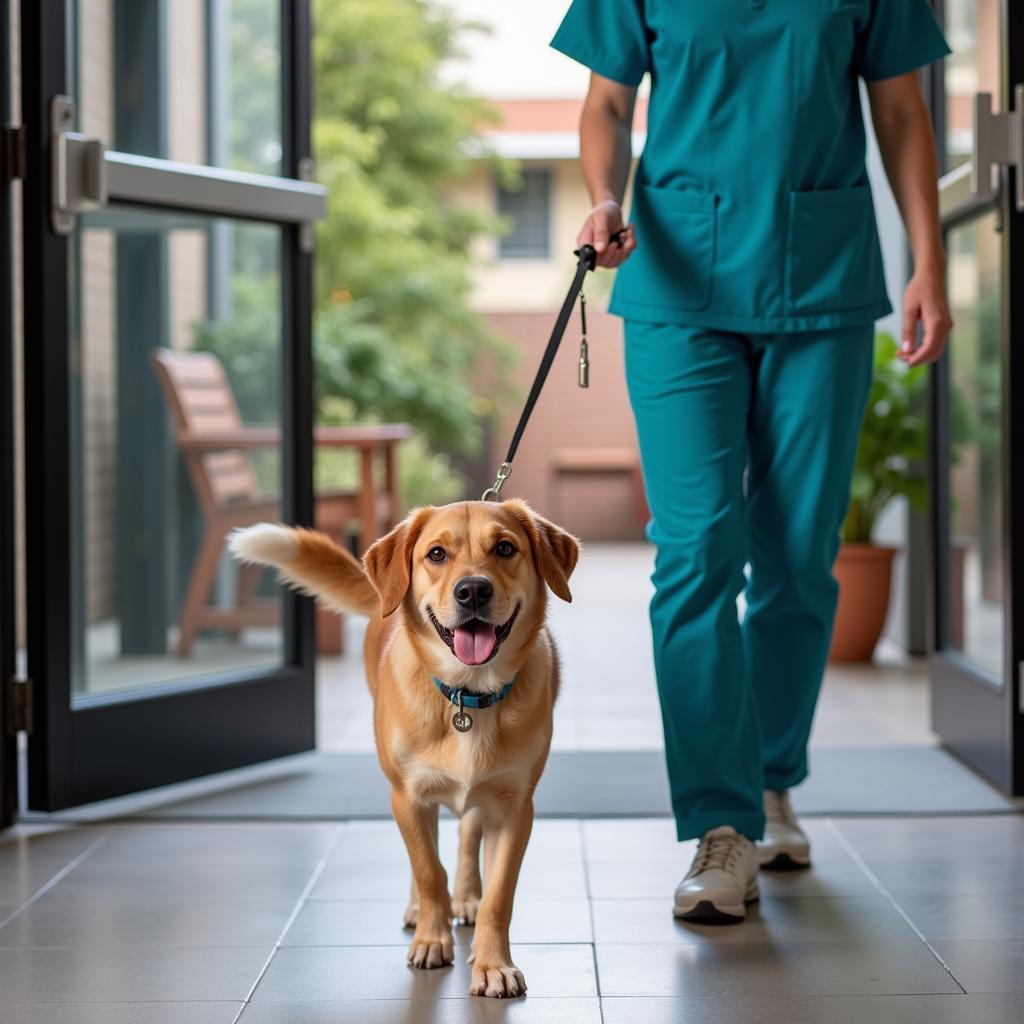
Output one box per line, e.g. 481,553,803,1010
551,0,951,333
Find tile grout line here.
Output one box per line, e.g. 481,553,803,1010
231,823,345,1024
824,818,968,995
577,818,606,1024
0,830,111,932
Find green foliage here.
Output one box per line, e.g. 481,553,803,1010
843,333,973,544
310,0,516,501
198,0,521,509
843,334,928,544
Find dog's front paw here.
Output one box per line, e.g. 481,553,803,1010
407,932,454,970
468,959,527,998
402,901,419,929
450,896,480,925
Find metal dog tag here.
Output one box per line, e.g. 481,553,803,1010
452,691,473,732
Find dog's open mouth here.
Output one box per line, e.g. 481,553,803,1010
427,604,520,667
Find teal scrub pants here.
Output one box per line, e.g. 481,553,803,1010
624,321,875,842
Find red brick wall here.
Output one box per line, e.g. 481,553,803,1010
484,310,645,540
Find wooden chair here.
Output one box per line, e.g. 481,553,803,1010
151,348,410,657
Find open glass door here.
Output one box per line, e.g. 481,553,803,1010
21,0,323,809
930,0,1024,793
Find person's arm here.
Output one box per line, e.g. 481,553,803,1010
576,73,640,269
867,72,953,366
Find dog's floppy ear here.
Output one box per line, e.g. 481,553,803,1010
362,507,432,617
502,499,580,603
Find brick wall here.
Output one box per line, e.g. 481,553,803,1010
484,310,646,541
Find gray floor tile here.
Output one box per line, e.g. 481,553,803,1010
3,1003,243,1024
591,895,915,945
600,993,1024,1024
284,898,592,946
310,856,587,902
594,940,961,997
863,857,1024,900
834,816,1024,860
0,945,270,1002
253,943,597,1001
91,822,340,867
240,996,602,1023
933,940,1024,993
898,892,1024,941
585,854,875,900
0,885,298,948
0,826,106,905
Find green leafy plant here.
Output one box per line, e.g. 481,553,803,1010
843,332,971,544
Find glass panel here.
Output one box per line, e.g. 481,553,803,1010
75,0,282,174
71,206,285,699
944,210,1003,680
943,0,1001,172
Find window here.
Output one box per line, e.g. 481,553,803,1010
497,168,551,259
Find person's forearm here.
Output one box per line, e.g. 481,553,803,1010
871,93,945,274
580,90,635,207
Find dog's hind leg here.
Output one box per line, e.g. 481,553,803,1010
392,790,453,969
451,807,483,925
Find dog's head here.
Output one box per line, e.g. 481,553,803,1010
363,499,579,672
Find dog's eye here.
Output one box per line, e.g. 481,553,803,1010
495,540,516,558
426,546,447,563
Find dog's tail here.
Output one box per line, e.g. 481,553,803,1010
228,524,378,618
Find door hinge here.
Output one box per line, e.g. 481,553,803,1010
973,85,1024,213
51,94,107,235
2,123,26,182
4,676,33,736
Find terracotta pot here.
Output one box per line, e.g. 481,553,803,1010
828,543,898,663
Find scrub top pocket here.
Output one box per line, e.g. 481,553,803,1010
621,184,718,313
784,185,885,317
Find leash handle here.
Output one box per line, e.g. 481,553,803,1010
482,230,625,501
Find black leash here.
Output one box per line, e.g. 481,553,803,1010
482,230,625,501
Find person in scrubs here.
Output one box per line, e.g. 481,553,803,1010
551,0,952,921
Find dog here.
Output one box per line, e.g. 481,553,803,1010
229,499,579,998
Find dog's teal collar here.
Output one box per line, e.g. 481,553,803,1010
431,675,516,710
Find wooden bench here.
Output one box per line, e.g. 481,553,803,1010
551,446,649,530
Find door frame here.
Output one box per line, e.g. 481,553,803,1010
20,0,322,810
928,0,1024,794
1,0,16,829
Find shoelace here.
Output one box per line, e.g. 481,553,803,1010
764,789,798,829
689,833,745,876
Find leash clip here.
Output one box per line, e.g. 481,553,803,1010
481,461,512,502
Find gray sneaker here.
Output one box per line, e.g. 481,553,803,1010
674,826,759,923
758,789,811,870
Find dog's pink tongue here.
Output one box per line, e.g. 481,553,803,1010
453,622,497,665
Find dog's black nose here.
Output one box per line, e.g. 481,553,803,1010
453,575,493,611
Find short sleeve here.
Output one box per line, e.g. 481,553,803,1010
550,0,650,88
856,0,952,83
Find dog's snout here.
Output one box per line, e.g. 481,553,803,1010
453,575,493,610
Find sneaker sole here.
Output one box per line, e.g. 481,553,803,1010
673,881,759,923
759,851,811,872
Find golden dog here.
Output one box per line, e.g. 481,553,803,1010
229,499,579,998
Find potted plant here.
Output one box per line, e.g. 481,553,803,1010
829,333,928,662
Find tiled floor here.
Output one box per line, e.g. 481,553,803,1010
2,814,1023,1022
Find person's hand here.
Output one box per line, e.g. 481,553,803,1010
900,267,953,366
576,198,636,268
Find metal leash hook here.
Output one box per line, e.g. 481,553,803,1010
578,291,590,389
481,461,512,502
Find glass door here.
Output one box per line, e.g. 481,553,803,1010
930,0,1024,793
20,0,323,809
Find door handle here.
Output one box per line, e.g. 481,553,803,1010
972,85,1024,213
51,94,108,236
